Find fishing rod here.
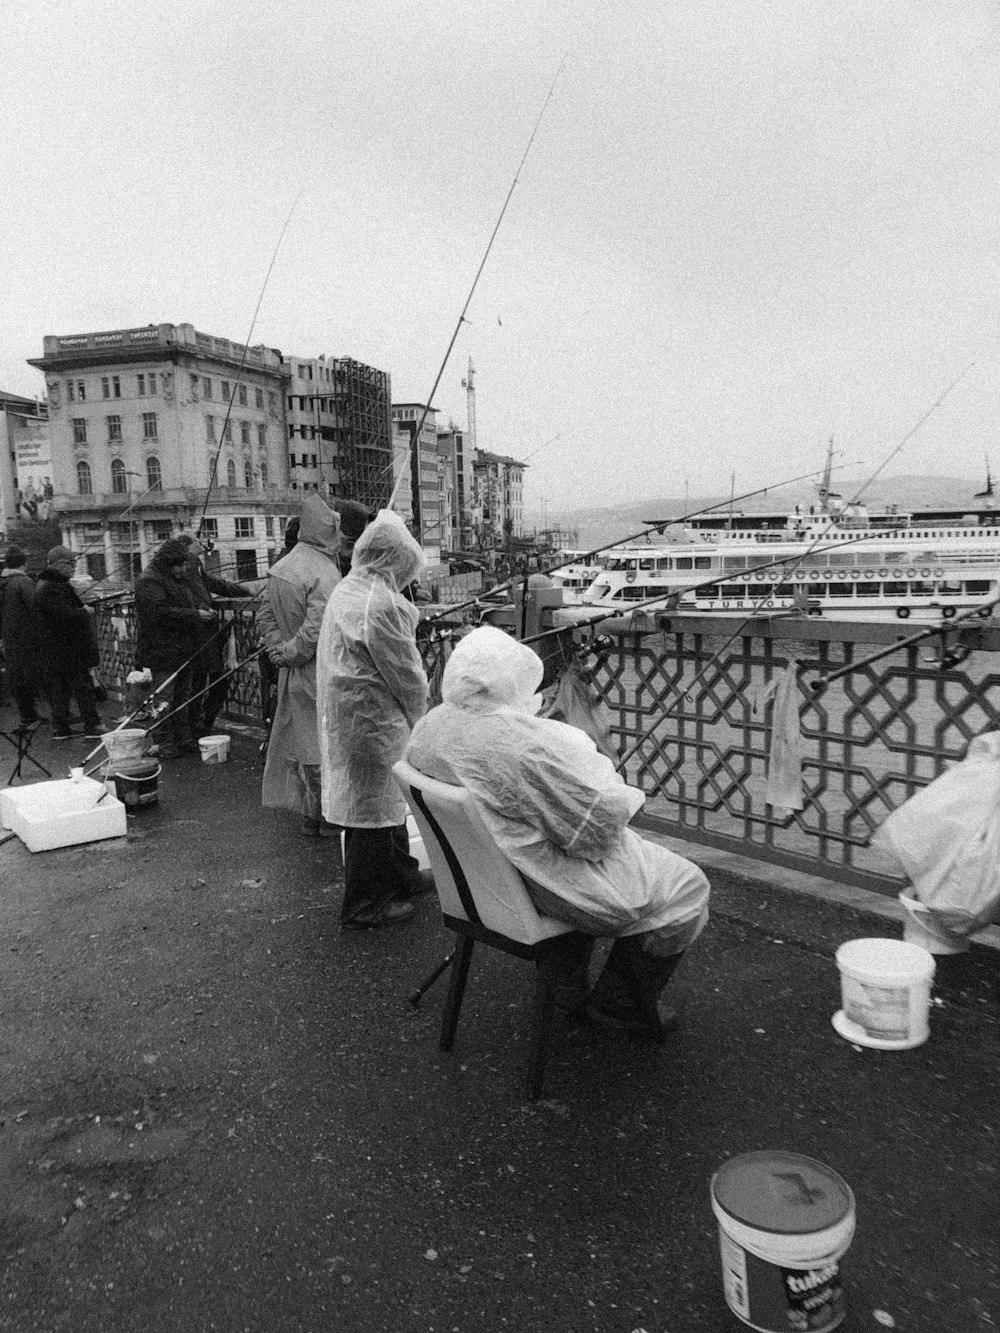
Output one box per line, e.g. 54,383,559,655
386,57,567,512
849,363,975,507
518,516,934,649
809,594,1000,694
78,588,267,767
197,195,302,536
83,645,267,779
424,460,857,624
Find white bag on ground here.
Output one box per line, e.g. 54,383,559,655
870,729,1000,939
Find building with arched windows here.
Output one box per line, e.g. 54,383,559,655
28,323,296,584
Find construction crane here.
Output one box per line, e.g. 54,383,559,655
461,357,477,453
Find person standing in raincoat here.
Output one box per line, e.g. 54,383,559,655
259,495,342,834
317,510,429,929
405,626,710,1038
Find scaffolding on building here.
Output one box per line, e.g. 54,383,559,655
334,359,393,511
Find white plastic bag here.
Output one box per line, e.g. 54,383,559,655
757,661,805,812
871,730,1000,938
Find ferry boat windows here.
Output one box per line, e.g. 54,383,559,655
720,584,746,598
694,556,712,569
939,581,962,594
856,583,879,597
657,557,672,570
966,580,991,594
639,558,655,570
910,581,933,595
884,582,907,595
676,557,693,569
807,583,825,596
829,583,852,596
724,556,747,570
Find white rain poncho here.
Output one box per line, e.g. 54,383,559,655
318,511,429,828
405,627,710,943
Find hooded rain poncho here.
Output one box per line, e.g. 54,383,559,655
318,511,429,828
406,626,709,943
259,495,342,810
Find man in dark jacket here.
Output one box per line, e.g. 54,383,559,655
177,534,253,737
0,546,42,729
134,539,214,758
35,546,103,740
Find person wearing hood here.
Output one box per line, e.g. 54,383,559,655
135,539,215,757
331,498,371,578
405,626,711,1038
1,546,42,729
176,534,254,738
318,510,430,929
259,495,342,833
34,546,104,740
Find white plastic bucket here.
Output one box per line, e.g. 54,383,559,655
899,891,970,955
101,728,147,762
833,937,935,1049
199,734,231,765
711,1150,855,1332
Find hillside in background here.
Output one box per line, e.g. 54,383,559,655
540,473,997,551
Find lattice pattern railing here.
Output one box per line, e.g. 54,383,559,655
94,597,1000,894
586,613,1000,892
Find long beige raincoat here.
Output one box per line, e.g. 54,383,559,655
259,495,341,813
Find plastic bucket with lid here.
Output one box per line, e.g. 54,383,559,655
898,891,969,956
101,728,147,762
107,759,161,809
833,937,935,1049
710,1150,855,1332
199,734,231,764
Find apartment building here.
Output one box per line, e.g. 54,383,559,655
472,450,527,547
283,355,393,513
28,323,293,582
391,402,442,561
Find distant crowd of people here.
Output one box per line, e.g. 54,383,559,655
1,496,710,1039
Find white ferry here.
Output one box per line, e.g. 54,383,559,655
555,480,1000,626
546,550,607,604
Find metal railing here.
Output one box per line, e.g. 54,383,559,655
92,597,1000,896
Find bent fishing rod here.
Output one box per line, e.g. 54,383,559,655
78,589,266,768
517,515,940,649
384,58,567,511
424,460,858,625
82,645,267,779
197,195,302,537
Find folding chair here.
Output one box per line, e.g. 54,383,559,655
393,758,577,1099
0,719,50,785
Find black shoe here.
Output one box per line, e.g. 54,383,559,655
401,869,436,899
341,900,416,931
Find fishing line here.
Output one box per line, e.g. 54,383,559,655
386,56,568,511
423,460,856,625
198,193,303,535
848,363,975,507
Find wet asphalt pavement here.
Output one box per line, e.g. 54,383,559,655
0,728,997,1333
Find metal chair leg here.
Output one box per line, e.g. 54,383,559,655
439,935,475,1052
409,950,455,1008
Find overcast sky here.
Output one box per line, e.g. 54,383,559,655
2,0,997,516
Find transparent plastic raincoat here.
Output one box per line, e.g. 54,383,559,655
406,627,710,944
318,511,429,828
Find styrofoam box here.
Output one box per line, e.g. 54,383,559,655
0,777,127,852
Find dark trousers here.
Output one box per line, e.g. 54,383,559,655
341,824,420,921
46,668,101,733
151,666,195,746
11,684,41,727
188,655,230,735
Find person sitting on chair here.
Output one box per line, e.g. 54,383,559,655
405,626,710,1038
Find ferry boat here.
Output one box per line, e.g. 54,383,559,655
555,470,1000,625
546,550,607,603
